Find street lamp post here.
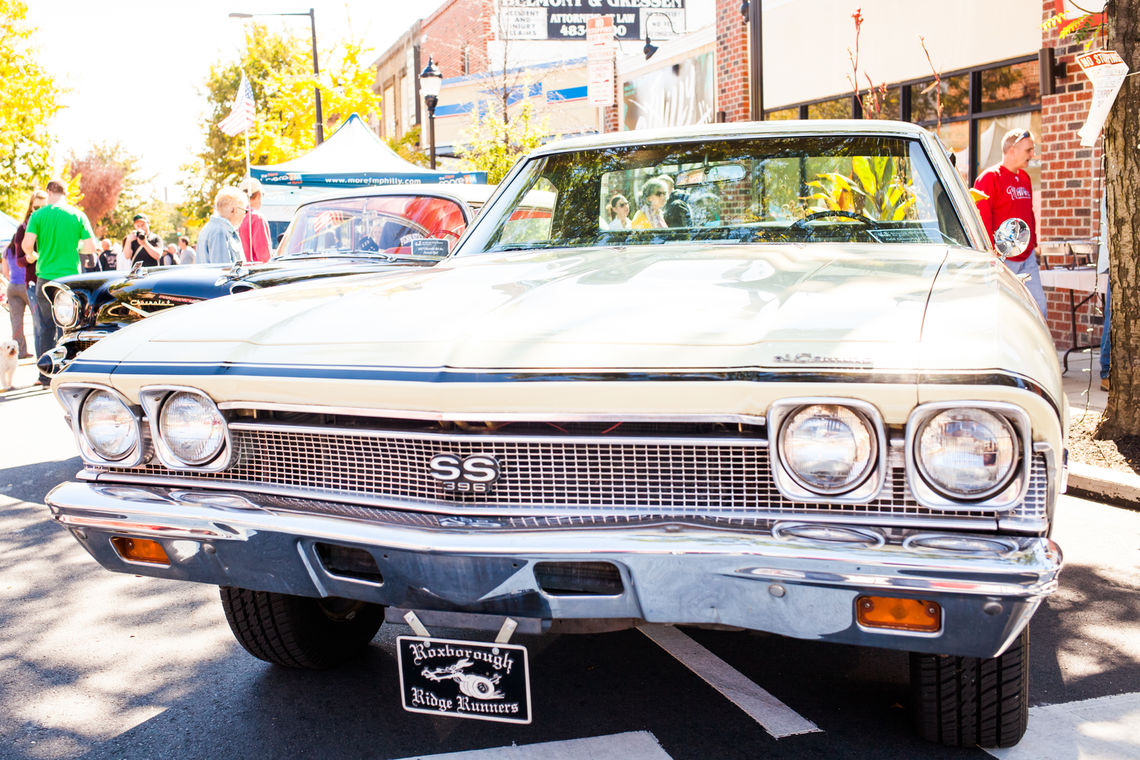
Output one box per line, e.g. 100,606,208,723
419,56,442,170
229,7,324,144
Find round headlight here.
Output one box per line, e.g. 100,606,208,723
158,392,226,466
916,409,1018,499
80,390,137,461
52,289,80,328
779,404,876,494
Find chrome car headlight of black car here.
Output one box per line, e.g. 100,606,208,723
906,402,1031,510
57,384,147,467
767,399,886,502
51,286,82,329
140,387,232,470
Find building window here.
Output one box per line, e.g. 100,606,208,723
765,106,800,120
910,74,969,122
979,61,1040,113
807,97,852,119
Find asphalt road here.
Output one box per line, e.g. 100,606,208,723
2,383,1139,760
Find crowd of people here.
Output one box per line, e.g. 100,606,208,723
1,178,272,386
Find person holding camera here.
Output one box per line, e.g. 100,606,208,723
122,213,163,267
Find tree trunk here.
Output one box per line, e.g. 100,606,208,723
1098,0,1140,438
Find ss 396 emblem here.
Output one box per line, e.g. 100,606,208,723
429,454,501,493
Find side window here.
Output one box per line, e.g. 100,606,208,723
497,179,556,246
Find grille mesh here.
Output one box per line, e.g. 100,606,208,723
110,423,1049,524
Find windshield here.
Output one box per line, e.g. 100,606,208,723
462,135,969,254
276,195,469,258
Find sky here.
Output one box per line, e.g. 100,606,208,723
26,0,444,203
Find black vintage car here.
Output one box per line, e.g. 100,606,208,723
39,183,494,375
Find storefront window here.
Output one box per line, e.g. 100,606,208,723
766,107,800,120
928,121,970,183
980,61,1040,113
976,112,1043,228
911,74,969,122
807,97,852,119
862,87,900,119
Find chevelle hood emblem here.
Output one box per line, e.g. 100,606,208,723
772,352,875,368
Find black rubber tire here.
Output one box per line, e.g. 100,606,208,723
219,586,384,669
910,625,1030,748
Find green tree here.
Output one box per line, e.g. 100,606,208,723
387,125,429,167
182,27,382,225
458,100,548,184
0,0,64,217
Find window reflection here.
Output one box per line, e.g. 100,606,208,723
980,62,1040,113
911,74,969,122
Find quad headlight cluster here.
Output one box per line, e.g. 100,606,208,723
769,399,1027,508
60,385,230,471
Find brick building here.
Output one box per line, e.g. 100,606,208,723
371,0,709,160
713,0,1108,348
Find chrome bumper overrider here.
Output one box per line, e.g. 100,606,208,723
46,481,1063,658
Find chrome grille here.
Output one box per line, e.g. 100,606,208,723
106,422,1049,524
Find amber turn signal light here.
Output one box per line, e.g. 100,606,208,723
111,536,170,565
856,596,941,633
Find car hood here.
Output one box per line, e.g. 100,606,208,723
74,243,1056,384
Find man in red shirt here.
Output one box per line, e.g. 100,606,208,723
238,177,272,263
973,128,1046,317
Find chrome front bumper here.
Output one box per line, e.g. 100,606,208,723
46,481,1062,658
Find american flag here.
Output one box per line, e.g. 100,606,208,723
218,74,255,136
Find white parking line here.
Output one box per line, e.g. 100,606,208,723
986,692,1140,760
393,730,673,759
637,624,820,739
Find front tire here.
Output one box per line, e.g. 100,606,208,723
910,625,1030,748
220,587,384,669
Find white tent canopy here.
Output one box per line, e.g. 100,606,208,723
250,114,485,189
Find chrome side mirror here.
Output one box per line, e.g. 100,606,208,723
994,218,1031,260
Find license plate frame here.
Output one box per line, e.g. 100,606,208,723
397,634,532,724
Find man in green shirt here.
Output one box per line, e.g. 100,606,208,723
22,178,97,385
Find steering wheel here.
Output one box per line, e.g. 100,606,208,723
791,210,878,230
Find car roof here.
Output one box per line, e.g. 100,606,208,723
295,182,496,210
533,119,934,156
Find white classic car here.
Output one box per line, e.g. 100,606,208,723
47,120,1063,746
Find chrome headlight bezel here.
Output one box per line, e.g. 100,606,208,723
767,398,886,503
906,402,1030,511
140,386,232,471
57,383,147,467
50,286,82,329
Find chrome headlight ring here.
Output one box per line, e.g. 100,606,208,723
57,383,148,467
140,386,233,471
767,398,887,503
905,401,1031,511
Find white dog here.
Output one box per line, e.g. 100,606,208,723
0,339,18,391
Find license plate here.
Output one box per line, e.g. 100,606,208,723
397,635,532,724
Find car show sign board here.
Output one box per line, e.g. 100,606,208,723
1075,50,1129,147
397,636,532,724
